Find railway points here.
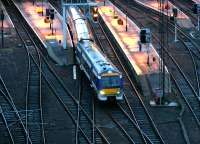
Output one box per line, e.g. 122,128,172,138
135,0,194,28
15,0,73,65
1,0,200,143
103,0,200,143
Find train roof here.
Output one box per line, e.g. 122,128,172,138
78,40,120,76
68,7,90,40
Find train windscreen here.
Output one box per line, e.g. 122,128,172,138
101,76,121,88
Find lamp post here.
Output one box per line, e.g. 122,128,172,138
113,0,115,18
42,0,44,16
1,10,4,49
125,7,128,32
32,0,35,5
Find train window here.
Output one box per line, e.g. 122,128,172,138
101,76,121,88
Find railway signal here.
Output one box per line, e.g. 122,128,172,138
49,9,55,35
1,10,4,49
44,8,50,23
41,0,44,16
125,7,128,32
139,28,151,65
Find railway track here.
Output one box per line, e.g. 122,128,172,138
169,0,197,25
89,14,165,144
76,75,98,144
109,0,200,143
2,0,46,143
3,0,111,143
111,0,200,93
0,106,14,144
49,0,165,143
0,75,32,144
25,55,45,144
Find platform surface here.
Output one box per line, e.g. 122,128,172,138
99,2,162,76
20,2,72,46
135,0,194,28
193,0,200,3
99,1,171,96
15,1,73,65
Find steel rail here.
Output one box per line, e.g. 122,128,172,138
46,1,112,143
89,10,165,143
76,74,94,144
0,74,32,144
109,3,200,144
2,0,46,143
2,0,111,143
112,0,200,96
89,19,149,144
112,0,200,126
0,106,15,144
169,0,197,24
129,0,200,95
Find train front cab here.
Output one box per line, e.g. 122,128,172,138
76,42,123,102
97,73,123,101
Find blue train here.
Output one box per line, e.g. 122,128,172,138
67,7,123,101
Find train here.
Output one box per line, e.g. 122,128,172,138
67,6,123,101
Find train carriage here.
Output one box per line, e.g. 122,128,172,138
67,6,123,101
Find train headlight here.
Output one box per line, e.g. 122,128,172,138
100,90,105,95
117,91,120,94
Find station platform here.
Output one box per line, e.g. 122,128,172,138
15,1,73,66
193,0,200,3
98,1,171,97
134,0,194,28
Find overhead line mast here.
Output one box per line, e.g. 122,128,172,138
158,0,168,105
